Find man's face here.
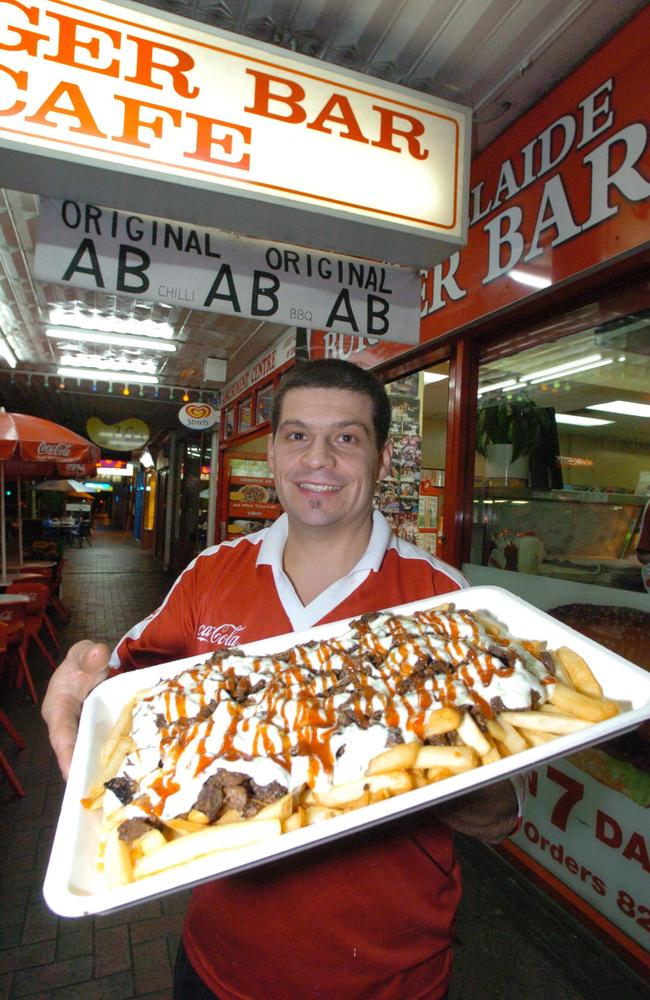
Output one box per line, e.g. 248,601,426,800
268,387,392,535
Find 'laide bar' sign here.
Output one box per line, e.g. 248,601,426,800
0,0,471,267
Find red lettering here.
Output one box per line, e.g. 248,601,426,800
112,96,181,147
307,93,369,144
371,106,428,160
595,809,622,848
24,80,106,137
124,35,198,99
42,13,120,77
547,765,584,832
565,855,579,875
184,114,250,170
244,69,306,123
579,864,592,883
622,831,650,874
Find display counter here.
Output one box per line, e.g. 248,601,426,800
471,487,647,592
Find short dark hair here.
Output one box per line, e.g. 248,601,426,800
271,359,392,450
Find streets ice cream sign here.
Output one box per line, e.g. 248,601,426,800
35,198,422,343
179,403,219,431
1,0,470,270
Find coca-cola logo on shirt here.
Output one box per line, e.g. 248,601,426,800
37,441,73,458
196,623,245,647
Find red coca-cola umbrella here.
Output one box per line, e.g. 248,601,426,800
0,410,101,580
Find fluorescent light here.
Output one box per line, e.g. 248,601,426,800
527,358,614,384
59,354,158,374
49,307,174,339
509,268,552,290
477,378,519,396
555,414,614,427
588,400,650,418
422,371,449,384
46,328,176,352
57,366,159,385
0,336,17,368
520,353,602,382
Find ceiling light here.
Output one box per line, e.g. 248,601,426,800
422,372,449,384
555,414,614,427
49,307,174,339
59,354,158,374
0,336,17,369
45,328,176,352
509,269,552,290
587,400,650,418
526,358,614,384
519,353,603,382
57,366,159,385
477,378,519,396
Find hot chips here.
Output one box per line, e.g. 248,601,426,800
84,603,622,887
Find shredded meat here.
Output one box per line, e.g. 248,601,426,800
118,816,161,842
104,775,137,805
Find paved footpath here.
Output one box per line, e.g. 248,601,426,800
0,529,648,1000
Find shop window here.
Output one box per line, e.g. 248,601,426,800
377,365,449,553
469,303,650,595
256,384,273,424
238,396,253,434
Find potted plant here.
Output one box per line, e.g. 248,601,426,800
476,396,545,484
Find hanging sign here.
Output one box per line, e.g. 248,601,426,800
87,417,149,451
35,198,422,342
178,402,219,431
1,0,470,268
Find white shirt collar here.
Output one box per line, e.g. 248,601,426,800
256,511,393,631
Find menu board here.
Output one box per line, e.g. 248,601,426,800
225,457,282,537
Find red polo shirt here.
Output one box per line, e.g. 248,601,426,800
112,513,468,999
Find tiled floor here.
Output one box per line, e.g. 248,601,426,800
0,530,648,1000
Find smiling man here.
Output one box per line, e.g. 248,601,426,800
43,358,520,1000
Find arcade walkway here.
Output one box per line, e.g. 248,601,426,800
0,530,647,999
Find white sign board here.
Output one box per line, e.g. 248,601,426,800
34,198,422,341
0,0,470,267
178,403,219,431
511,760,650,952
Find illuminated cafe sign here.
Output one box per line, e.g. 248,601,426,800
0,0,470,268
34,197,423,343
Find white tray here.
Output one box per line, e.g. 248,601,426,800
43,586,650,917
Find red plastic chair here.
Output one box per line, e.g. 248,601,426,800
0,602,37,704
5,582,58,675
0,621,26,797
14,569,62,651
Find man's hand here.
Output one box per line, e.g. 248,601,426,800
434,779,519,843
42,640,111,779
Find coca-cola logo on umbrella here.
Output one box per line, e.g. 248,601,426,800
37,442,73,458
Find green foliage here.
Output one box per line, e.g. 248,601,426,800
476,397,545,462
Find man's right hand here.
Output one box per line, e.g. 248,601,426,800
42,640,112,779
